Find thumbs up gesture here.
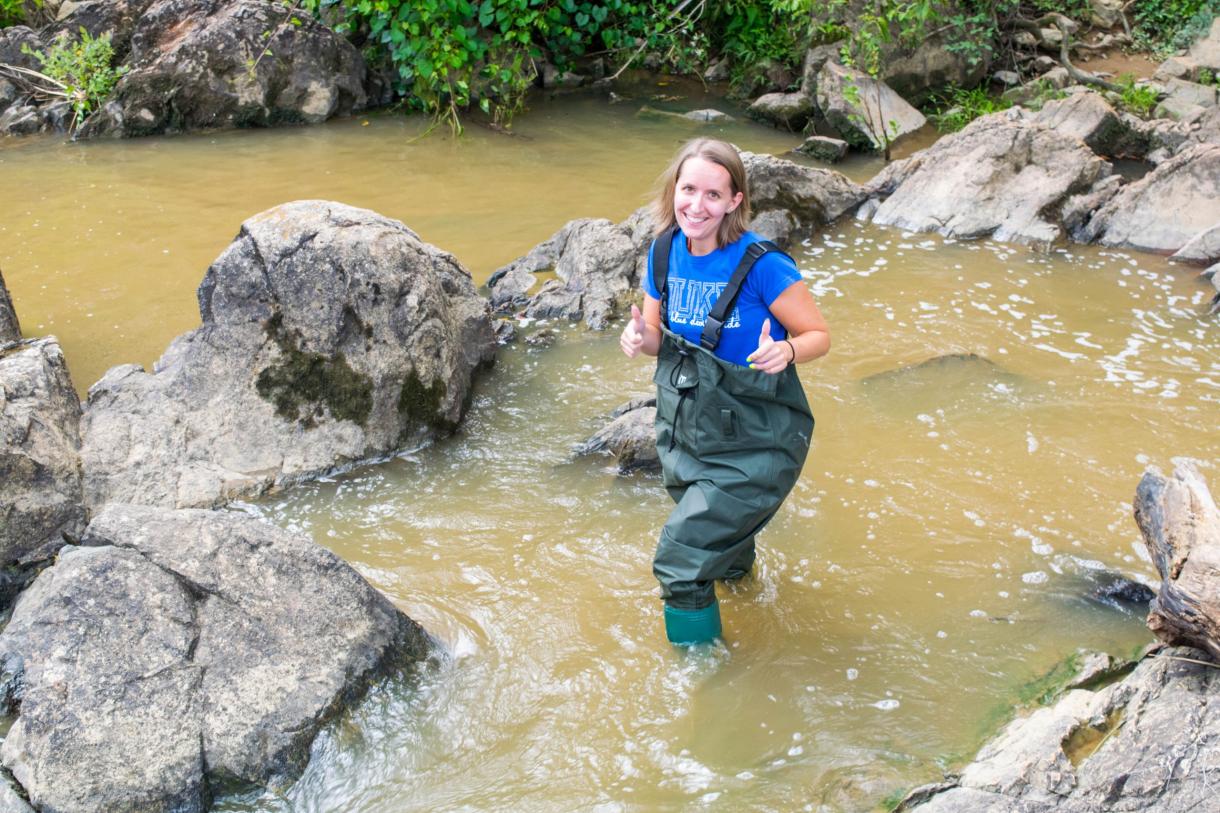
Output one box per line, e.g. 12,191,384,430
746,319,793,374
620,304,646,358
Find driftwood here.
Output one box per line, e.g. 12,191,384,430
1134,463,1220,661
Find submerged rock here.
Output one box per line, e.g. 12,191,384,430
867,110,1116,244
0,503,430,812
1078,144,1220,254
76,0,367,138
0,267,19,343
80,200,495,510
574,396,658,474
0,338,84,607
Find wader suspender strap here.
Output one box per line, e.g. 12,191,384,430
649,226,785,351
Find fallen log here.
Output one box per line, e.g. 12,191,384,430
1134,462,1220,661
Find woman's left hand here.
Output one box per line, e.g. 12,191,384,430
746,319,793,374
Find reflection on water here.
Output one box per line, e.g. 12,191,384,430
3,90,1218,812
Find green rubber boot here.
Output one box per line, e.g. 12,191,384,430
664,601,722,645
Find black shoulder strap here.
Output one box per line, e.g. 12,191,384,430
652,226,679,330
699,239,785,351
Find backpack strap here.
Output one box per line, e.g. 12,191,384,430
700,239,785,351
652,226,679,330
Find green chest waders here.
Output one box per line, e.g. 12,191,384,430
650,229,814,644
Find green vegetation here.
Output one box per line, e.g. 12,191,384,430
0,0,36,28
1132,0,1219,58
927,85,1012,133
19,28,127,131
1116,73,1159,117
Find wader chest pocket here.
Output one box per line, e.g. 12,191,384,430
720,409,736,438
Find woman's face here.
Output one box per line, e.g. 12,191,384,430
673,156,743,255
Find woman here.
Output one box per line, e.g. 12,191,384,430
620,138,830,645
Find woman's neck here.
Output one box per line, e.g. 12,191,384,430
686,236,717,257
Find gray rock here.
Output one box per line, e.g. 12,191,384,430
1160,77,1219,110
490,151,864,330
867,112,1116,244
746,91,814,131
1031,90,1147,157
0,503,430,811
992,70,1020,87
1188,16,1220,73
0,267,19,343
799,42,841,98
684,108,733,123
1154,56,1198,83
80,200,495,510
541,61,586,89
703,57,729,83
1170,222,1220,264
1088,0,1123,28
793,135,849,163
748,209,799,245
1154,96,1207,122
899,647,1220,812
1079,144,1220,253
816,61,927,151
42,0,154,62
0,781,32,813
875,2,991,103
0,106,44,136
76,0,367,138
0,338,84,607
487,218,637,330
1142,106,1220,163
574,399,658,474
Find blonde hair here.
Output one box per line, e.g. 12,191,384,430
651,138,751,249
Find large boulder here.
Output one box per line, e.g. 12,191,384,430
0,26,43,118
746,91,814,131
1077,144,1220,254
76,0,367,138
898,647,1220,812
1187,15,1220,73
866,110,1116,244
0,338,84,607
80,200,496,510
815,61,927,151
1031,91,1148,158
0,267,19,343
41,0,156,62
488,151,865,328
0,503,430,812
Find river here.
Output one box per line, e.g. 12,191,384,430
2,85,1217,811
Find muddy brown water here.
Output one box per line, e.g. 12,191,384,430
2,87,1218,811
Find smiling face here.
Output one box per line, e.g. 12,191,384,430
673,156,744,256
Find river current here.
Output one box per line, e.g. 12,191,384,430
2,85,1217,811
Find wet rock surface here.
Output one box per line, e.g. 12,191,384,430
75,0,367,137
0,267,19,343
574,396,658,474
0,338,84,607
0,503,430,812
1079,143,1220,254
867,110,1115,244
80,200,495,509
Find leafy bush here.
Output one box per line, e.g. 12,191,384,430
21,28,127,130
1115,73,1159,117
1131,0,1219,58
1,0,37,27
927,85,1011,132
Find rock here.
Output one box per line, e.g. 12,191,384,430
867,111,1116,244
0,338,84,608
490,151,864,330
0,106,44,136
1155,95,1207,122
1143,106,1220,163
0,781,32,813
898,647,1220,812
80,201,495,510
1061,174,1124,237
1031,91,1147,157
747,91,813,131
524,327,558,348
875,2,991,103
42,0,155,62
1160,77,1219,110
1040,27,1064,50
1154,56,1198,83
793,135,849,163
855,197,881,222
816,61,927,151
799,41,842,97
487,218,637,330
992,70,1020,87
574,398,658,474
1171,223,1220,265
1088,0,1124,29
635,105,704,125
747,209,799,245
684,108,733,123
491,317,516,345
1032,55,1058,74
75,0,367,138
0,504,430,811
1134,463,1220,662
703,57,729,83
0,267,19,343
541,61,586,90
1079,144,1220,253
1188,16,1220,73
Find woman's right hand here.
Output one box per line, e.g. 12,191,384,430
620,304,646,358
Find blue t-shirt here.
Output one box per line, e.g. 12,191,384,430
644,231,802,366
